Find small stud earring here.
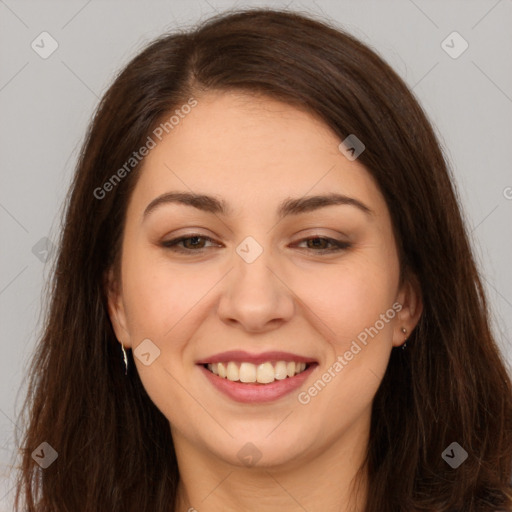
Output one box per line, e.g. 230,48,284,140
400,327,408,350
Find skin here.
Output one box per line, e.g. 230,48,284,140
107,90,422,512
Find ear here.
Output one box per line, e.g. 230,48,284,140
392,272,423,348
104,267,132,349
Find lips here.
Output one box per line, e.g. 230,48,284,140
195,350,317,366
195,350,318,402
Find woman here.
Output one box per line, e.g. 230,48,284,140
14,7,512,512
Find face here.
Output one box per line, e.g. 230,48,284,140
107,90,421,470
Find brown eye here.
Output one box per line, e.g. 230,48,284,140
161,235,219,252
181,236,206,249
161,235,351,255
295,237,351,253
306,238,329,250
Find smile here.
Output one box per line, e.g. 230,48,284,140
204,360,309,384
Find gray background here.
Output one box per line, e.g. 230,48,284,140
1,0,511,508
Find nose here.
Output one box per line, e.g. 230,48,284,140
216,245,295,333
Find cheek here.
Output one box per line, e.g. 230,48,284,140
296,263,397,418
121,244,219,338
297,258,398,346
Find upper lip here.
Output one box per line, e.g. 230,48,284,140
195,350,317,365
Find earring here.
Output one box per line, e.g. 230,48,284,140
401,327,408,350
121,342,128,375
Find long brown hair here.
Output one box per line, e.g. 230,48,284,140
13,7,512,511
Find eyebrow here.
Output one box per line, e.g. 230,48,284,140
142,191,373,221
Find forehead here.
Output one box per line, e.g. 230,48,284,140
127,91,387,220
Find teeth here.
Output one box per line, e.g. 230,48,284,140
239,362,257,383
256,362,275,383
226,362,239,381
206,360,309,384
274,360,288,380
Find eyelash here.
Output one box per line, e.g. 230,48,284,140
160,235,351,254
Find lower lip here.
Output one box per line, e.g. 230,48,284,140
198,363,318,403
